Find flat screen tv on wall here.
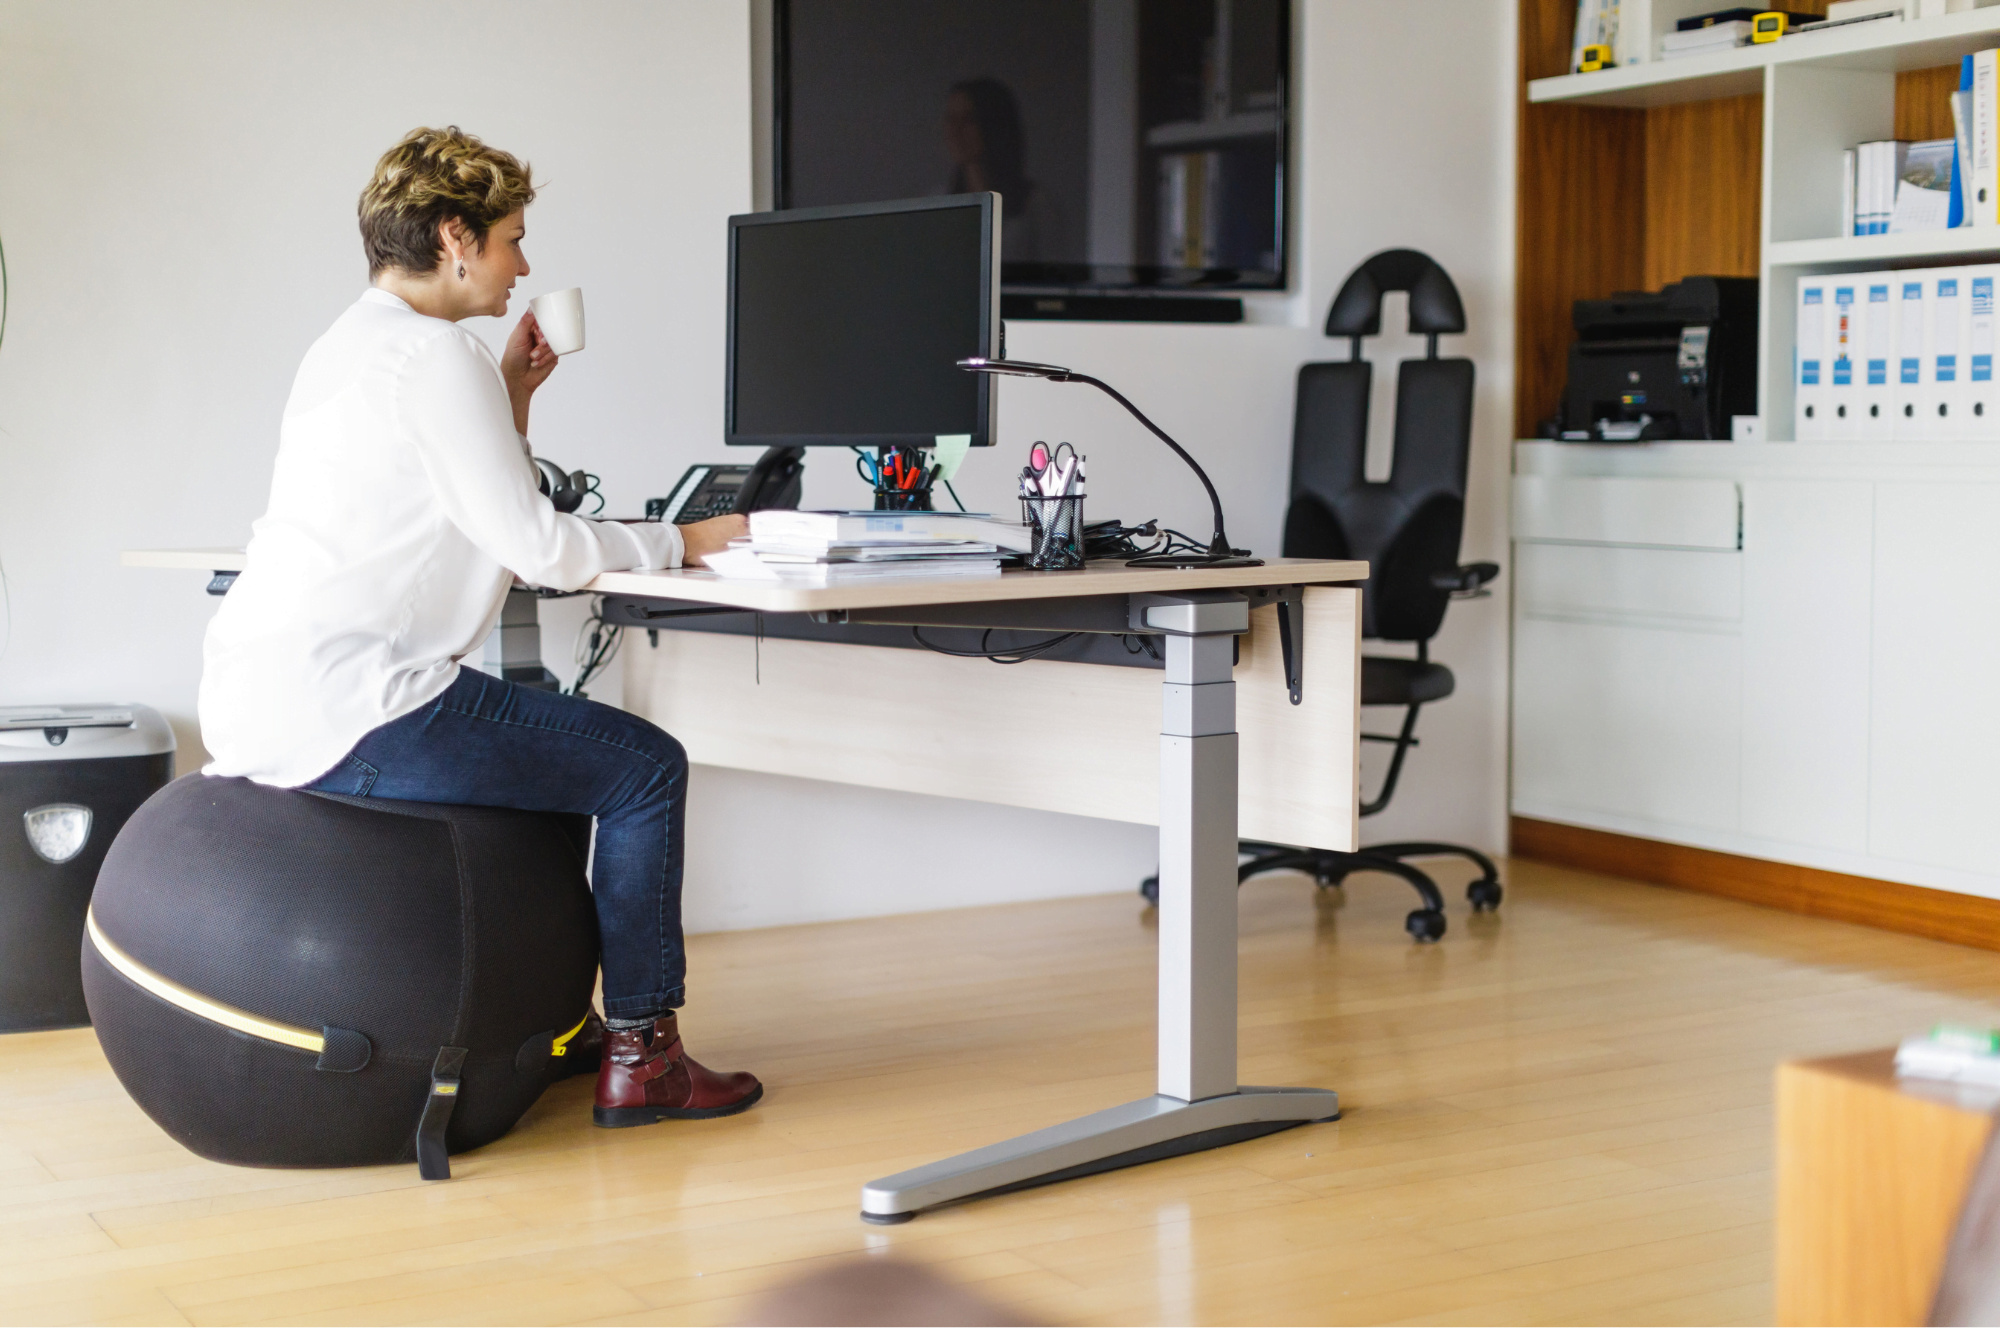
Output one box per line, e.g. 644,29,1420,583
774,0,1289,318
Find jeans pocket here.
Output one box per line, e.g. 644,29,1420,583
311,754,379,797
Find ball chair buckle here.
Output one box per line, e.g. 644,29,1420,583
416,1046,468,1181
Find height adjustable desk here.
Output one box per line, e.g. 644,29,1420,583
127,550,1368,1221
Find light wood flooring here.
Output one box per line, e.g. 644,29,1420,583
6,858,2000,1326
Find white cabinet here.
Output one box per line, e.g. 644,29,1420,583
1515,617,1742,831
1512,476,1744,834
1513,454,2000,899
1869,483,2000,876
1739,481,1874,852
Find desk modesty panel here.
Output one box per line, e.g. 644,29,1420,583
623,585,1362,852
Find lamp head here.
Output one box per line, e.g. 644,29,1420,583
956,357,1073,380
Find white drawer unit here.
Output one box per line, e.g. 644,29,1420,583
1514,476,1741,549
1512,453,2000,900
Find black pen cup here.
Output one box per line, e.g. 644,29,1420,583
1021,493,1085,570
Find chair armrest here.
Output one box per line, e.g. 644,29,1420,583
1429,562,1500,597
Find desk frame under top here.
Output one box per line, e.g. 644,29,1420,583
128,551,1368,1222
599,560,1366,1222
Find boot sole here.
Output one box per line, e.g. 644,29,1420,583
593,1083,764,1127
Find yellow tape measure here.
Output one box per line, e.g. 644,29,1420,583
1752,11,1788,42
1578,42,1614,73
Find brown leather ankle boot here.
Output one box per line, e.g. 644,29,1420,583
593,1013,763,1127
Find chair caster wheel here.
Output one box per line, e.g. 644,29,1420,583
1405,909,1446,943
1467,880,1503,912
1139,875,1159,905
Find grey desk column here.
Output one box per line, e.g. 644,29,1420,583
857,591,1339,1223
1158,629,1239,1103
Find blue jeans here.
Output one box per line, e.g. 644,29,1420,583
303,667,688,1019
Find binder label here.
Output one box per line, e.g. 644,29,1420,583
1867,285,1890,385
1939,278,1960,380
1834,287,1854,386
1901,282,1924,384
1975,276,1994,382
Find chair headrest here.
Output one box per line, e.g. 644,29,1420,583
1324,249,1467,338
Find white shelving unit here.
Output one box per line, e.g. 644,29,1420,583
1537,8,2000,441
1529,8,2000,109
1510,10,2000,905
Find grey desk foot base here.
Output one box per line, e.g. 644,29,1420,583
859,1085,1340,1223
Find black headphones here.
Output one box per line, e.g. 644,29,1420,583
532,457,592,514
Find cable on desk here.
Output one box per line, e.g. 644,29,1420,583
910,626,1080,664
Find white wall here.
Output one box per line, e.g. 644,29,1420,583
0,1,1514,935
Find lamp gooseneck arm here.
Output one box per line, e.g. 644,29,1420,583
1056,371,1237,558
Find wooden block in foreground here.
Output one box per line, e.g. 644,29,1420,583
1776,1050,1998,1326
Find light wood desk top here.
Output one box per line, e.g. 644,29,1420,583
124,548,1368,611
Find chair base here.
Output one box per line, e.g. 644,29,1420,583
1138,840,1502,943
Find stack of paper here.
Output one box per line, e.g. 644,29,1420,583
1896,1024,2000,1087
701,510,1033,583
1660,22,1751,59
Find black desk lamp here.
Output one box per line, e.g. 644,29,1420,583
957,357,1261,568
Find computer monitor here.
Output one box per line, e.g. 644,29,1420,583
726,193,1000,449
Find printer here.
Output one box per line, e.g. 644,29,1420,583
1548,276,1758,442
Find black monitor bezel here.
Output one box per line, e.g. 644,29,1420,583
725,193,1000,449
770,0,1290,295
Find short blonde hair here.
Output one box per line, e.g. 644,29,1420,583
358,126,536,277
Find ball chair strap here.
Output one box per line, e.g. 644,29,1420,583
548,1012,592,1059
416,1046,469,1181
85,907,372,1072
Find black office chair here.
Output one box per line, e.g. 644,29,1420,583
1140,250,1502,942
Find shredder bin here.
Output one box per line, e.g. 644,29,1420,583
0,704,174,1031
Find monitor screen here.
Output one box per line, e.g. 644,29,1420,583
775,0,1288,293
727,194,998,448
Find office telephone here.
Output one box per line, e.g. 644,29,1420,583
646,446,805,522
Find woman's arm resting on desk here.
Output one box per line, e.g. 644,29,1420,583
399,329,746,585
495,312,745,568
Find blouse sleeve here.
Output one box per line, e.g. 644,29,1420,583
395,327,683,589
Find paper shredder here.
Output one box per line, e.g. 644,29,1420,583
0,704,174,1030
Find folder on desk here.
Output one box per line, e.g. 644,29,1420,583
1928,274,1966,437
1861,276,1895,439
1797,279,1829,441
1895,272,1931,440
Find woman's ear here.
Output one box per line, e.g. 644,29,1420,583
438,218,469,274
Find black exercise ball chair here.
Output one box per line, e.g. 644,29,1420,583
82,775,601,1178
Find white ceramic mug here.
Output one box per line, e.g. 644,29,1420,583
530,287,585,355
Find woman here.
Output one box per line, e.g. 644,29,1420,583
199,126,761,1127
943,77,1054,263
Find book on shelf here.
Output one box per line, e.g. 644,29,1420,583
1660,22,1750,58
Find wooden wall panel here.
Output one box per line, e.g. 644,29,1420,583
1516,0,1645,439
1512,815,2000,953
1897,64,1960,143
1515,3,1761,437
1643,94,1763,292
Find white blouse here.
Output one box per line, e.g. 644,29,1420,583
199,288,682,788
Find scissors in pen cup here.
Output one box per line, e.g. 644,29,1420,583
1023,441,1080,498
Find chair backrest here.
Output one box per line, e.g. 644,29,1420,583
1283,249,1475,642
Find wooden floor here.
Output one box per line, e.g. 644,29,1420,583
7,859,2000,1327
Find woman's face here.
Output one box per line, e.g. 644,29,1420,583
449,210,530,318
943,91,984,167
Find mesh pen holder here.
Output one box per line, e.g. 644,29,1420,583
1021,493,1086,570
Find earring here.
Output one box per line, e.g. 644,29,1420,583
456,260,466,280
